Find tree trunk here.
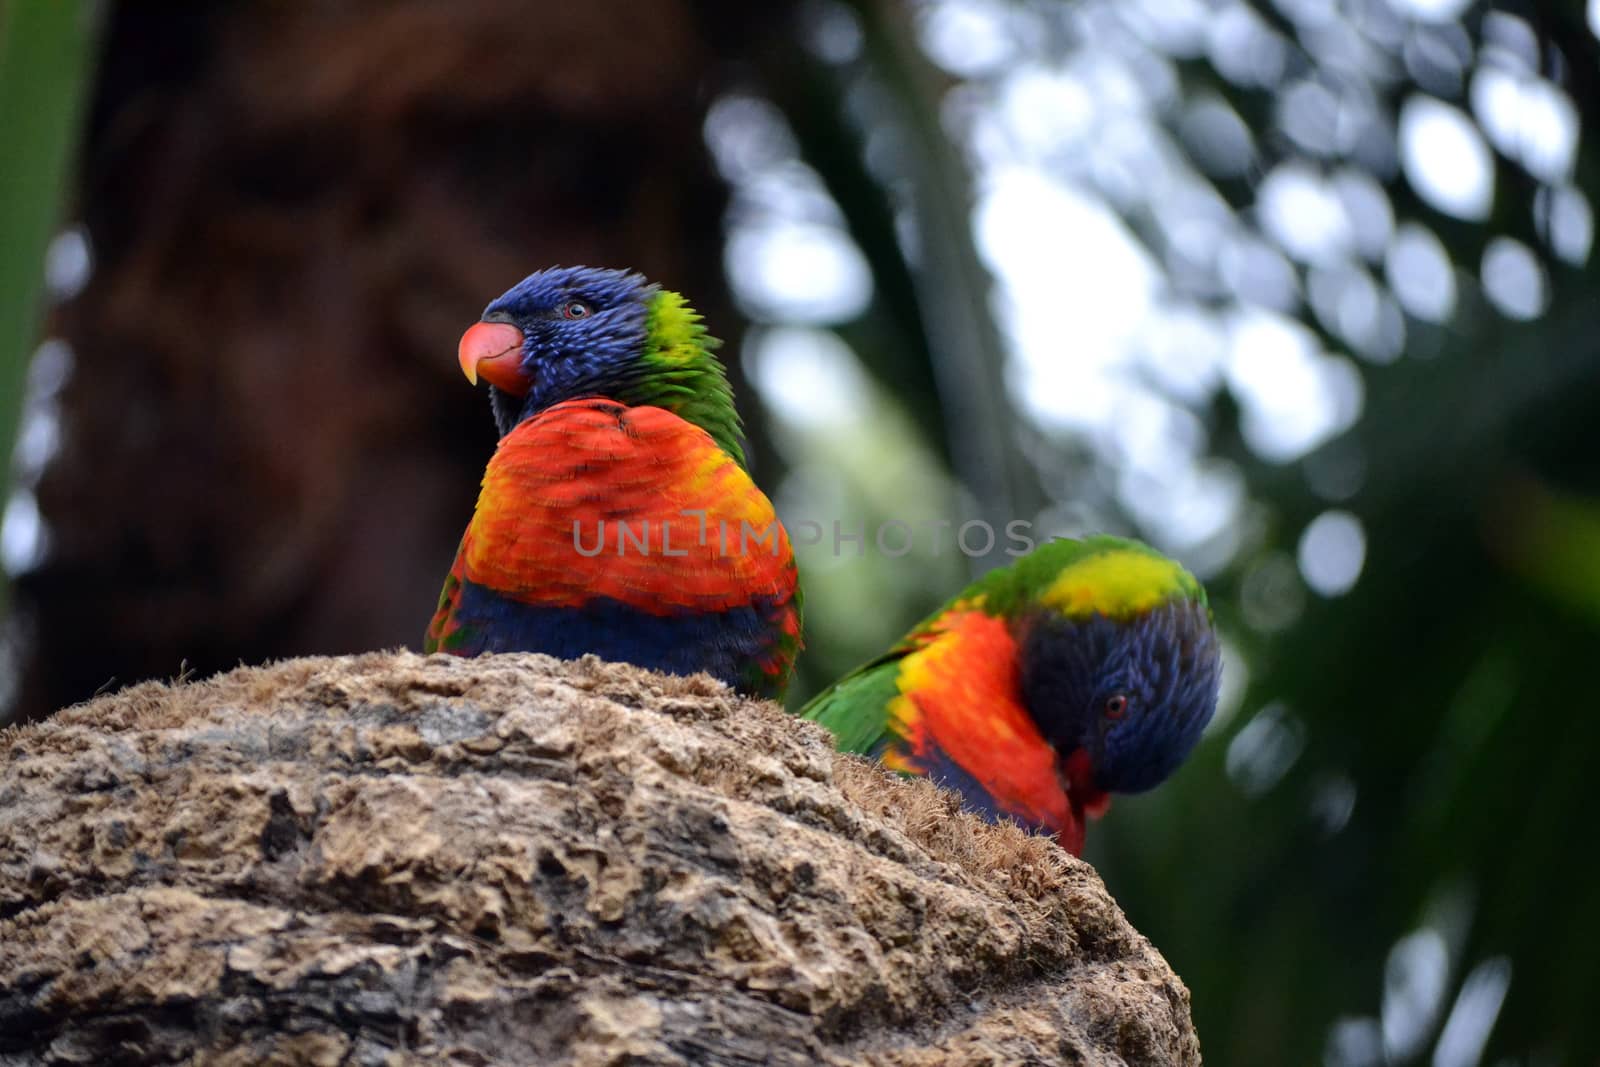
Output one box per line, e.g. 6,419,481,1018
0,653,1200,1065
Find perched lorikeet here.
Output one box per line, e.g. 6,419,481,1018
425,266,802,699
802,536,1220,854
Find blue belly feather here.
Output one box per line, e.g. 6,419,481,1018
449,578,780,694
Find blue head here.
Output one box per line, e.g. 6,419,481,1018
1018,597,1221,795
459,266,658,436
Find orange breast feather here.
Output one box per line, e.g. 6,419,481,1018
460,398,796,615
886,606,1076,841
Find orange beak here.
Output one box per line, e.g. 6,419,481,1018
457,321,530,395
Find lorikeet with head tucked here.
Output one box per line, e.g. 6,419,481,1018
802,536,1220,854
425,266,801,700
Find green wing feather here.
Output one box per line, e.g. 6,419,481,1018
800,653,906,755
796,541,1074,751
797,552,997,754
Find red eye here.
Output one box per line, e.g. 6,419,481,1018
1104,694,1128,719
561,301,591,319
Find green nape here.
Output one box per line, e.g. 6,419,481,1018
932,535,1206,623
633,289,746,467
817,535,1203,659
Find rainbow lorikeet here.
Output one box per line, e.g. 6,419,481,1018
424,266,802,700
802,536,1220,854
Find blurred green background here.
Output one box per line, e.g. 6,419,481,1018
3,0,1598,1063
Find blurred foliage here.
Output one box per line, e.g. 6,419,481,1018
0,0,98,607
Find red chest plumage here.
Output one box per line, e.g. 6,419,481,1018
885,607,1085,851
461,397,798,616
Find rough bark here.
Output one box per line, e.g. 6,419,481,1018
0,652,1200,1065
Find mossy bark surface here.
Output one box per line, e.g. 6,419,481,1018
0,652,1200,1065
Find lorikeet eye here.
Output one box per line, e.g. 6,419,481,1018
1103,693,1128,719
561,301,592,319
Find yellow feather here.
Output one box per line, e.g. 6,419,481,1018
1037,550,1187,618
647,289,706,364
